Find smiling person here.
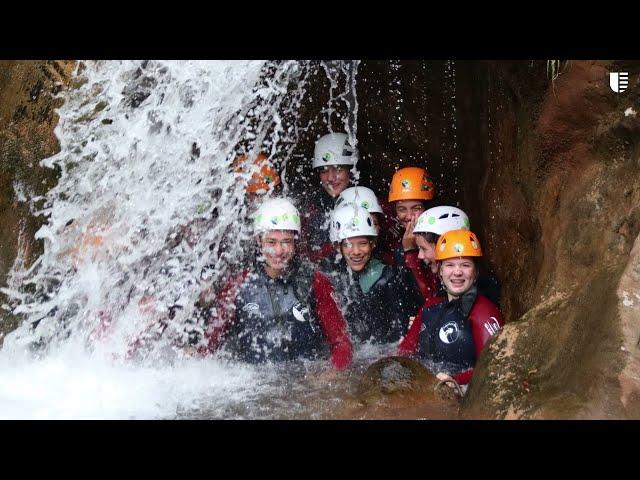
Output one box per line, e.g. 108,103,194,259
412,205,471,300
398,229,504,387
387,166,435,251
383,166,439,301
198,198,352,370
300,132,358,263
413,206,501,307
323,204,423,345
334,185,395,265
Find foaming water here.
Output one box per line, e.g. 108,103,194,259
2,60,310,359
0,342,397,419
0,344,278,419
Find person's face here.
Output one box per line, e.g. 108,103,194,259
415,234,436,265
260,230,296,272
394,200,425,228
319,165,350,198
439,257,478,298
340,236,374,272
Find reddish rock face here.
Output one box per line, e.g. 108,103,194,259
458,60,640,419
2,60,640,418
289,60,640,419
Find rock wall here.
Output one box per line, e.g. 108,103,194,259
0,60,76,338
461,60,640,418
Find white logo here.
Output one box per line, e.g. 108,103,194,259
439,321,460,344
292,303,310,322
609,72,629,93
483,316,502,336
241,302,260,313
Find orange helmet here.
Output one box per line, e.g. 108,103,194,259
233,152,281,194
388,167,435,202
435,229,483,260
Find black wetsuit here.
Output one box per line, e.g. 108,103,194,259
220,259,329,363
323,257,423,344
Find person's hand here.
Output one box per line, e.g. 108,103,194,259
436,372,455,383
436,372,464,397
402,217,417,251
318,369,339,381
181,345,207,358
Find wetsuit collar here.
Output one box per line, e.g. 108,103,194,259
354,257,386,294
448,285,478,318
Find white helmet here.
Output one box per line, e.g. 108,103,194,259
335,186,383,214
313,132,358,169
414,205,470,235
253,198,301,234
331,204,378,241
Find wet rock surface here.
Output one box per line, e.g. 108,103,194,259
341,356,460,419
460,60,640,419
0,61,76,342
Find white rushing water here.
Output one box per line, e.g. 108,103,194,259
3,60,311,355
0,60,373,419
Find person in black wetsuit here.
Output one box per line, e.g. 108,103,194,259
399,229,504,387
199,197,353,370
412,205,501,307
321,203,422,345
299,132,358,263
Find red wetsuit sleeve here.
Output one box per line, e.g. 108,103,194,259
469,295,505,359
403,250,439,301
312,271,353,370
299,204,336,263
452,369,474,385
397,304,424,355
199,270,249,355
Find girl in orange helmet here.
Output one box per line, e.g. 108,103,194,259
398,229,504,389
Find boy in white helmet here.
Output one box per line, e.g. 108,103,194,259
323,204,422,344
198,198,353,369
300,132,359,262
334,186,395,265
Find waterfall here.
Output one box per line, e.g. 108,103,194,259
0,59,386,419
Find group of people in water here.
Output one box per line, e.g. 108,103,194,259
192,132,504,391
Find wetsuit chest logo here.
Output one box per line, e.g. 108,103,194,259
292,302,311,322
439,321,460,344
242,302,260,314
